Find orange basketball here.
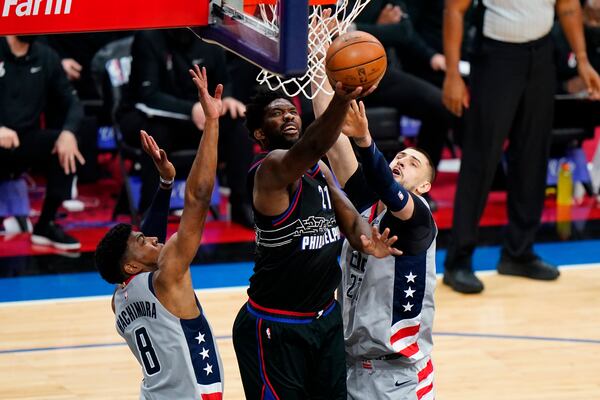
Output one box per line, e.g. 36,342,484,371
325,31,387,92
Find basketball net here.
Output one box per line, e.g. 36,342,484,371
256,0,372,99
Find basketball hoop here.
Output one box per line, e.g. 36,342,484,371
255,0,372,99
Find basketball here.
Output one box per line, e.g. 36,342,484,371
325,31,387,92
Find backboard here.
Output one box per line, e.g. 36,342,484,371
195,0,328,77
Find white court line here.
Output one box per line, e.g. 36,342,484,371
2,263,600,308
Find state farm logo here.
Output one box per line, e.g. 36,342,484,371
2,0,72,17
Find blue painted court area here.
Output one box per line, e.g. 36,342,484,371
0,262,254,302
1,239,599,302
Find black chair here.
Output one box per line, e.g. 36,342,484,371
365,107,403,160
91,37,220,224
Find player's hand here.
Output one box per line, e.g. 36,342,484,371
376,4,403,25
52,130,85,175
577,60,600,100
0,126,19,149
360,226,403,258
222,97,246,119
189,65,223,120
61,58,82,81
442,73,469,117
140,130,175,182
342,100,372,147
333,82,377,102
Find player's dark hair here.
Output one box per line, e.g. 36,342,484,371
95,223,132,284
410,147,436,183
245,88,291,142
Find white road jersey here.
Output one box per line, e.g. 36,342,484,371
114,272,223,399
340,203,437,364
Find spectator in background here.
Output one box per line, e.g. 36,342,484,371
46,32,130,101
442,0,600,294
44,32,132,184
119,29,254,226
554,0,600,94
349,0,454,210
403,0,475,88
0,35,84,250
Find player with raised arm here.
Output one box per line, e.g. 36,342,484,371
94,65,224,400
311,69,437,398
231,71,402,397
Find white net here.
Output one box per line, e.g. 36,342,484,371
256,0,372,99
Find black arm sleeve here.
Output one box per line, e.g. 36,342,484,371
342,165,379,213
47,48,83,133
380,193,436,255
140,186,172,243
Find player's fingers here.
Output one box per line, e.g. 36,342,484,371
358,100,366,117
238,103,246,117
149,135,160,153
380,227,391,240
386,234,398,246
364,85,377,97
12,134,20,148
230,103,238,119
140,131,149,151
359,234,372,248
158,149,168,163
391,248,403,256
214,84,224,100
350,86,363,98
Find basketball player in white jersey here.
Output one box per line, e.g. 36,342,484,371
95,65,224,400
312,77,437,398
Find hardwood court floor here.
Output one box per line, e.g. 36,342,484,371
1,266,599,400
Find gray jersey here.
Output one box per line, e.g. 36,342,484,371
114,272,223,400
340,204,437,364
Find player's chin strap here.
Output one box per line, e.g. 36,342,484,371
356,142,409,212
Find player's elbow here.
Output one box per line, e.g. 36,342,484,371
185,185,213,207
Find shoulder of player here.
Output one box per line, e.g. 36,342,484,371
254,149,288,178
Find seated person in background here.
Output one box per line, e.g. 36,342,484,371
553,0,600,95
119,28,254,226
348,0,454,210
0,35,84,250
95,66,224,399
402,0,476,88
45,32,131,101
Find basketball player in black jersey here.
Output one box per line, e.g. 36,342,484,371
232,83,401,399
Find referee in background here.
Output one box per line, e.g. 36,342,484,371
442,0,600,293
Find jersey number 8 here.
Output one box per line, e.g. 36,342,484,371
135,327,161,375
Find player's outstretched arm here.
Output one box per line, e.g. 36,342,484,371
139,130,176,242
321,162,401,258
157,66,220,283
345,100,416,221
312,67,360,188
